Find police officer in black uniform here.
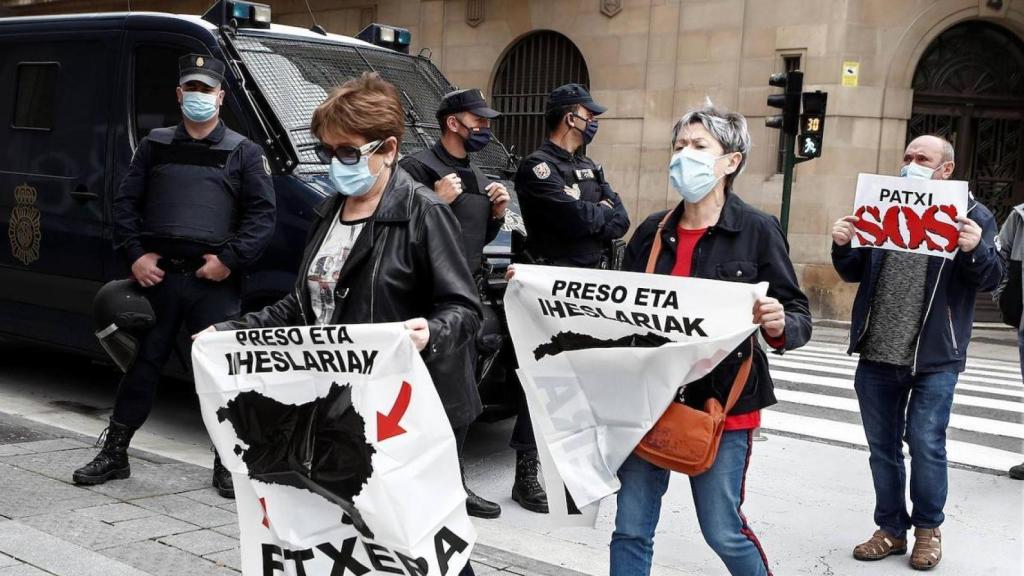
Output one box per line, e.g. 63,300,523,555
399,88,509,520
515,83,630,268
72,55,276,498
400,89,509,273
508,84,630,513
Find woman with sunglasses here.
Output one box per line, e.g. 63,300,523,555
204,74,483,565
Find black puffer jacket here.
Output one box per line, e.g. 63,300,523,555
216,167,483,428
624,191,812,415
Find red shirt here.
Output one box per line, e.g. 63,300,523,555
670,226,760,431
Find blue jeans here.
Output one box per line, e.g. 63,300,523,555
610,430,770,576
854,361,957,537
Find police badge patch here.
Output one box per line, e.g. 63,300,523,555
532,162,551,180
8,183,41,266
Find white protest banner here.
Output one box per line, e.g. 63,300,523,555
192,323,474,576
851,173,969,259
505,265,766,524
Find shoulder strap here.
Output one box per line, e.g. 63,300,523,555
146,127,176,145
211,128,246,151
413,147,455,180
417,147,494,194
723,339,755,414
645,211,674,273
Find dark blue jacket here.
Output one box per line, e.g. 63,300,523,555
831,197,1003,374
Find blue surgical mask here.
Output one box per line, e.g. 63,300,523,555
669,148,728,203
900,161,940,180
571,114,599,145
462,126,492,152
181,90,219,123
328,147,385,197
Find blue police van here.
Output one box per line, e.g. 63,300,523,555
0,1,522,413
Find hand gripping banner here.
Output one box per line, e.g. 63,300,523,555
504,265,766,524
192,323,475,576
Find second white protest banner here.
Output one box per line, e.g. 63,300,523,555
192,323,474,576
851,172,968,259
504,264,766,524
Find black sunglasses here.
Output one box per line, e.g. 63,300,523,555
314,139,383,166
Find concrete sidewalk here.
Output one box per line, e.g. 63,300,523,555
0,412,583,576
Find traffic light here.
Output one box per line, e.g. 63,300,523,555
766,70,803,135
797,91,828,159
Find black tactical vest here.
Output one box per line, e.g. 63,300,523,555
410,146,493,271
142,127,246,246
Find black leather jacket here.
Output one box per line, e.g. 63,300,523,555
216,167,484,428
624,191,812,415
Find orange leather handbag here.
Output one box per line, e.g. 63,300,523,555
632,213,754,476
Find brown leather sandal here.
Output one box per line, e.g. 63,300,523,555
911,527,942,570
853,529,907,561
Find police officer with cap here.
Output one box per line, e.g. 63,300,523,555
515,83,629,269
401,88,510,272
399,88,508,519
506,84,630,513
72,54,276,498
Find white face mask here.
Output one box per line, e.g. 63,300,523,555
668,148,728,203
900,161,943,180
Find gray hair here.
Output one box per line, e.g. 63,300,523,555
940,138,955,163
671,103,751,188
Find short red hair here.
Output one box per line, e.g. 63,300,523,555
311,72,405,145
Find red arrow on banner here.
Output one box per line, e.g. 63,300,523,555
377,380,412,441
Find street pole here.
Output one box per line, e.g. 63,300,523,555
779,132,795,237
779,134,813,237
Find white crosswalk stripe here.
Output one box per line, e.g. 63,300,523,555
763,343,1024,472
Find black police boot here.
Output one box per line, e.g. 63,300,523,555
511,450,549,513
72,419,135,485
212,451,234,499
462,464,501,519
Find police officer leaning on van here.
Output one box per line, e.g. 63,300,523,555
400,89,509,273
399,88,509,520
514,83,630,269
73,54,276,498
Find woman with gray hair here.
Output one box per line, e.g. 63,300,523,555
610,105,812,575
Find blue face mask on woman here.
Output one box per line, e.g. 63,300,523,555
669,148,729,204
181,90,219,123
328,141,386,197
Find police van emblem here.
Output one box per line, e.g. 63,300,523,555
262,155,271,176
8,183,41,266
533,162,551,179
196,56,205,67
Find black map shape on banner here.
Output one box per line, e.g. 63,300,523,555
533,331,672,360
216,382,376,539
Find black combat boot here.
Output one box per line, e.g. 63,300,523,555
72,419,135,485
511,450,548,513
212,451,234,499
462,464,500,519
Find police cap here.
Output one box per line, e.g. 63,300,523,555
179,54,225,87
436,88,500,121
546,83,607,115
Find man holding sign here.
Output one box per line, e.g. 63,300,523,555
831,135,1002,570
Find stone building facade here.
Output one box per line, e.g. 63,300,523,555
6,0,1024,319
